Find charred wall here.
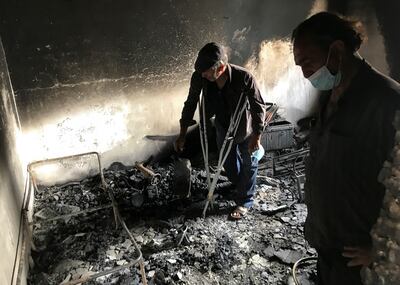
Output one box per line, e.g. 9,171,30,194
0,38,26,285
373,0,400,82
0,0,314,167
0,0,313,91
327,0,400,81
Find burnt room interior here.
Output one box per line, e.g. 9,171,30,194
1,0,400,284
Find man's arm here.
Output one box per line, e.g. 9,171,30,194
175,71,203,152
180,71,203,129
245,73,266,153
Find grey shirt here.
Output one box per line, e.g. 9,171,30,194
179,64,266,143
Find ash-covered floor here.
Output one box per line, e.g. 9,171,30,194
28,156,317,285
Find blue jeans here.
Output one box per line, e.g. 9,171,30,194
215,123,259,208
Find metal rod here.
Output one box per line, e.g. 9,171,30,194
202,94,247,217
15,173,30,285
135,162,156,178
27,151,100,173
198,91,211,193
107,190,147,285
135,162,161,195
201,92,211,188
17,175,36,285
139,260,148,285
203,96,246,215
177,225,189,246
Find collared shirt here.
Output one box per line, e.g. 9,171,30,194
305,59,400,249
180,64,266,143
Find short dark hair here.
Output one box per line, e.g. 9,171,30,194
194,42,228,73
291,12,366,53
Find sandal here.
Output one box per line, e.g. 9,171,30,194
229,206,248,220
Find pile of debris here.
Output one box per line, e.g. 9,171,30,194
364,112,400,285
28,154,316,285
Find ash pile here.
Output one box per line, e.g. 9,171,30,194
28,147,316,285
363,111,400,285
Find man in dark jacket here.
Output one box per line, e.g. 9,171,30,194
292,12,400,284
175,42,266,219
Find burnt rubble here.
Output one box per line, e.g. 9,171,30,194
28,152,316,285
363,111,400,285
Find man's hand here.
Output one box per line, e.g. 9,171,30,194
248,133,261,154
342,246,373,267
174,135,186,153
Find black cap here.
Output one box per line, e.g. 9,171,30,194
194,42,227,73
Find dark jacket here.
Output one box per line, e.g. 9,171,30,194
179,64,266,143
305,59,400,249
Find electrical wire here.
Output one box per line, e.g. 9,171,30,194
292,256,317,285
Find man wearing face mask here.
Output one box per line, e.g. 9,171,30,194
292,12,400,284
175,42,266,220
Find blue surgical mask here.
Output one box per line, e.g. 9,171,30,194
251,144,265,162
308,48,342,91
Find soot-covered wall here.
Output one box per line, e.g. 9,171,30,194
0,0,396,173
0,38,26,285
327,0,400,81
0,0,314,170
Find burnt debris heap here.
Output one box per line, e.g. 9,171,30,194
28,147,316,285
364,111,400,285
